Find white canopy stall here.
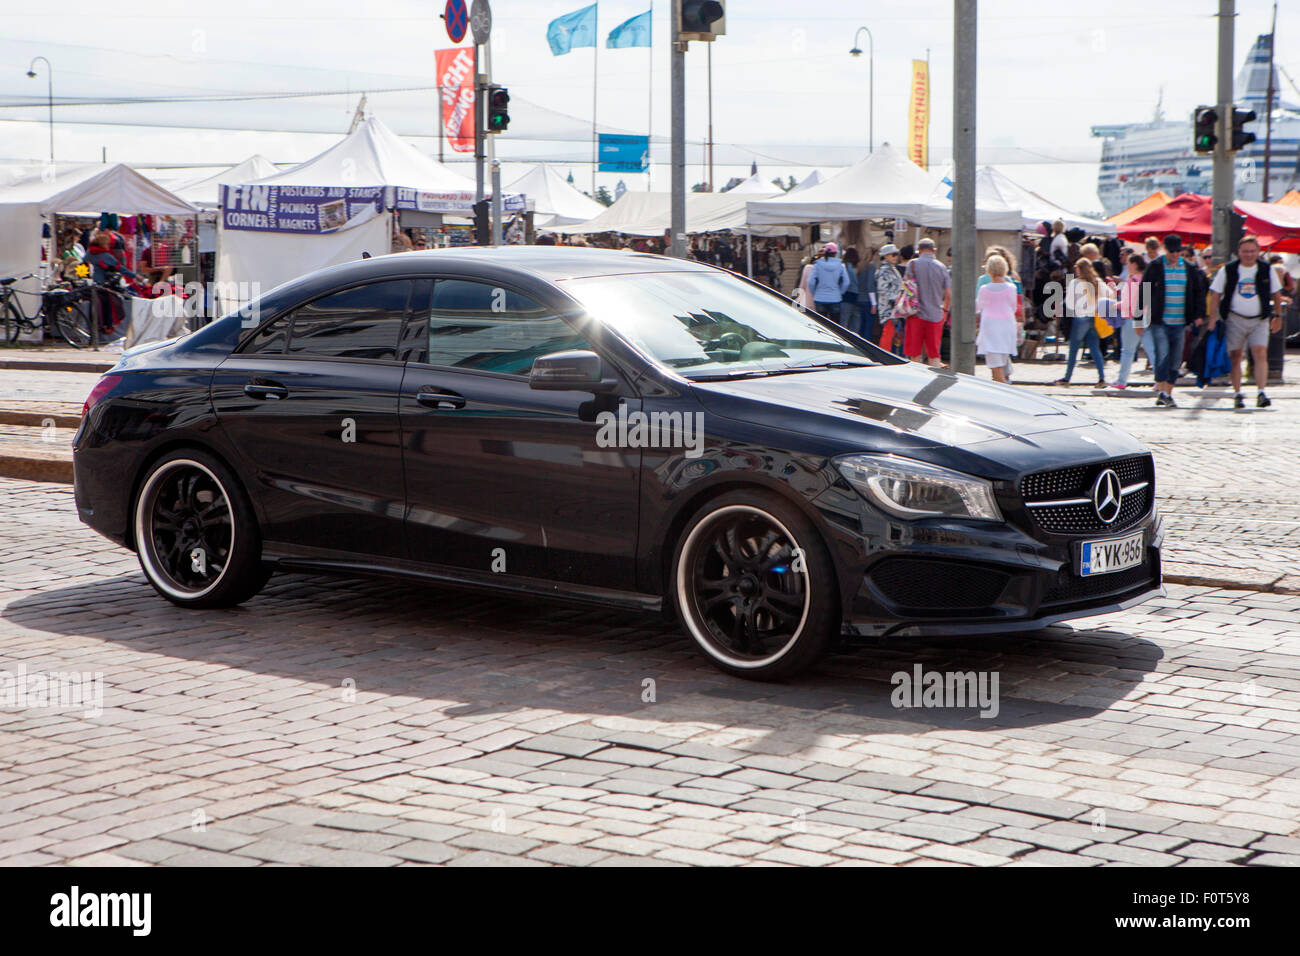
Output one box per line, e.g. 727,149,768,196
505,165,603,228
175,155,278,209
745,145,940,227
0,163,197,339
975,166,1116,236
747,145,1026,257
216,117,517,309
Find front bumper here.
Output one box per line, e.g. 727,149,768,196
814,485,1165,638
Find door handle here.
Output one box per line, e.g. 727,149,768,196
416,388,466,410
244,382,289,400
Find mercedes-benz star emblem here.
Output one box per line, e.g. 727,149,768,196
1092,468,1122,524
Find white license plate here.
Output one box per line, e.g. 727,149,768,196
1080,531,1145,576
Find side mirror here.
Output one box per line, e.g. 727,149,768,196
529,350,619,392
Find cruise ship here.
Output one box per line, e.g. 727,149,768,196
1092,34,1300,216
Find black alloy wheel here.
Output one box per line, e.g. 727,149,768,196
133,450,270,608
673,491,838,680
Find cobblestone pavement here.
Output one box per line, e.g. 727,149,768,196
2,473,1299,867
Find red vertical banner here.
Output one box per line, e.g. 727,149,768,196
435,47,476,153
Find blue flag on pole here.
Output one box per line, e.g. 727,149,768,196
548,4,599,56
607,10,651,48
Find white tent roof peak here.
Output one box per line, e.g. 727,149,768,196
505,165,603,226
746,144,938,225
175,155,279,208
249,115,475,193
788,170,825,193
0,163,197,215
977,165,1116,236
722,172,772,195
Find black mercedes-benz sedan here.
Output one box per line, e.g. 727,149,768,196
73,247,1163,679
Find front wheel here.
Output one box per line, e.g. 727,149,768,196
133,450,270,608
3,298,24,345
671,490,839,680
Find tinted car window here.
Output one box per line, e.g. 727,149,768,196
422,279,590,376
281,280,412,360
242,317,289,355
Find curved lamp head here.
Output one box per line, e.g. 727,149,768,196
26,70,36,78
849,47,862,57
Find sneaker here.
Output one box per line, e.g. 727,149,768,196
1110,383,1127,390
1155,393,1170,407
1234,392,1246,409
1053,378,1071,386
1166,393,1178,408
1257,392,1272,408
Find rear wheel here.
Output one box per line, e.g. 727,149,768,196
133,450,269,608
671,490,838,680
51,298,92,348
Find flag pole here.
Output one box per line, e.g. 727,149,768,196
592,5,600,194
647,1,654,191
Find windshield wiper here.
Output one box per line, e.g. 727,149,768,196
687,369,780,381
783,358,875,369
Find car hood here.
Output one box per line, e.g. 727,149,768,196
686,362,1151,479
692,363,1096,445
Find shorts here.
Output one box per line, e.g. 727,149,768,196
905,317,944,359
1225,312,1270,351
984,352,1013,369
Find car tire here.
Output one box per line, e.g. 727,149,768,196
133,449,270,608
671,490,838,680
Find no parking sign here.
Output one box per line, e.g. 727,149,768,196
444,0,468,43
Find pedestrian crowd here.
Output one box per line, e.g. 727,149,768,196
783,222,1293,407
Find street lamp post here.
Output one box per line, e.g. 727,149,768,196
26,56,53,162
849,27,874,153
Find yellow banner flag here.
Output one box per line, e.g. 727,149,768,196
908,59,929,170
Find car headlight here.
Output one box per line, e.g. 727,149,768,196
835,454,1002,522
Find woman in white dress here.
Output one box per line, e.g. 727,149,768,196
975,254,1021,383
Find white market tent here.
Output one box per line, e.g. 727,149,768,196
217,117,494,306
248,117,476,196
787,170,825,193
977,165,1116,236
746,144,1025,231
174,155,278,209
918,169,1025,231
547,190,790,237
0,163,197,322
505,164,603,227
746,145,940,226
723,173,774,195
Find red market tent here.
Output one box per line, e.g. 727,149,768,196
1117,193,1300,250
1107,190,1173,226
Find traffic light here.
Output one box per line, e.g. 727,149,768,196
1193,106,1217,154
679,0,725,41
472,200,490,245
487,86,510,134
1231,107,1257,152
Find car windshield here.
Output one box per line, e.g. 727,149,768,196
559,271,876,379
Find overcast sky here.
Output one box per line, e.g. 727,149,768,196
1,0,1296,212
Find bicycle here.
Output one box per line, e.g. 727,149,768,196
1,273,97,348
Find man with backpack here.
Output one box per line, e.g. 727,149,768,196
1208,234,1282,408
